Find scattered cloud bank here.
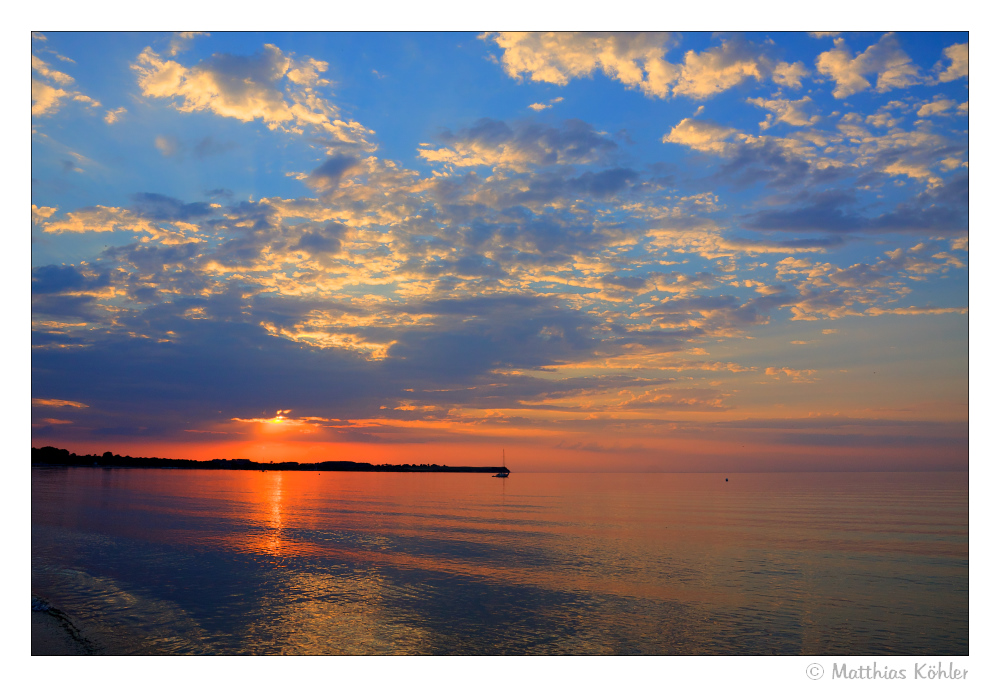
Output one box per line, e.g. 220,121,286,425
30,32,969,459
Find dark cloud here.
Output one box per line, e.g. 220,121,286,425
437,118,619,167
640,292,795,332
742,179,968,234
29,289,609,440
293,222,346,255
31,264,111,294
30,293,99,319
102,242,204,274
130,192,215,221
306,154,362,192
384,294,601,382
194,45,290,94
412,254,507,281
500,167,639,206
405,374,667,412
31,307,386,429
714,138,811,189
567,168,638,198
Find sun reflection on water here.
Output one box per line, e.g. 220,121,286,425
31,469,969,655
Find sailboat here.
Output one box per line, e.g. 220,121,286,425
492,449,510,478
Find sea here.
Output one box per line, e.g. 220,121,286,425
31,467,968,655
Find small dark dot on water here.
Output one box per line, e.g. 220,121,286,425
725,478,729,482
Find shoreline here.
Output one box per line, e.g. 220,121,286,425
32,447,510,474
31,596,100,656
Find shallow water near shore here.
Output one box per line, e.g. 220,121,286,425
31,467,968,655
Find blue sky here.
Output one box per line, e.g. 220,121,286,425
30,31,969,470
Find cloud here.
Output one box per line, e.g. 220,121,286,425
747,96,820,129
484,33,779,101
420,118,618,171
670,38,766,99
936,43,968,83
154,134,237,159
40,200,210,245
31,54,101,116
916,97,958,117
638,293,793,336
305,154,363,192
815,33,922,99
31,264,112,295
28,34,972,457
865,306,968,316
663,118,740,154
765,366,817,381
31,79,71,116
104,107,127,124
130,193,215,221
667,106,967,191
32,205,58,224
32,54,73,85
167,31,209,56
32,398,89,408
528,96,564,112
663,121,824,190
483,32,677,98
132,43,375,149
772,61,808,89
742,177,968,234
293,222,347,255
155,135,180,156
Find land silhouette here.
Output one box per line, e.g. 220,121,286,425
31,446,509,474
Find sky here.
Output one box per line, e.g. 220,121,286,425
29,31,969,471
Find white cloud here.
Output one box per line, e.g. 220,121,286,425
937,43,968,83
419,119,617,172
32,205,58,224
816,33,922,99
865,112,899,128
32,55,73,85
31,54,101,116
104,107,127,124
40,206,202,245
671,40,765,99
662,118,740,154
916,98,957,117
167,31,209,56
772,61,808,89
31,79,69,116
484,32,677,98
132,44,375,150
747,96,820,129
484,33,775,101
528,96,563,111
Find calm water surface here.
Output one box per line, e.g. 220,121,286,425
31,468,968,655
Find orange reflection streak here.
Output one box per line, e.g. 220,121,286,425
176,470,968,607
216,470,291,559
